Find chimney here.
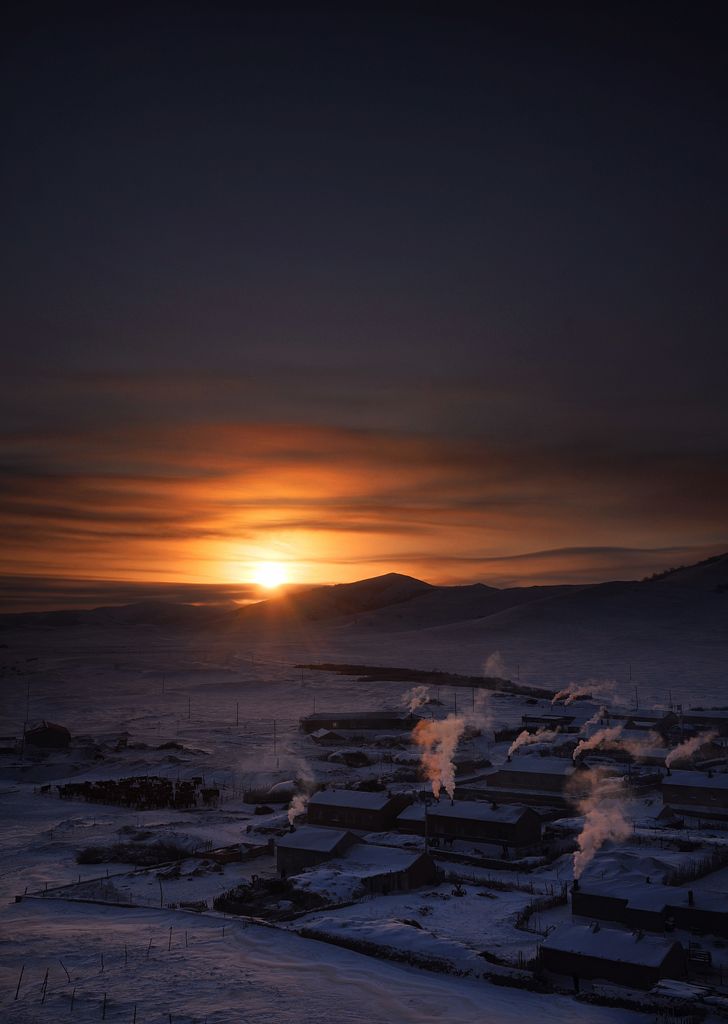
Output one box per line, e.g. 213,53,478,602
507,754,512,762
572,877,579,892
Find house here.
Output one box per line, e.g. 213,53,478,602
464,756,584,808
680,710,728,737
425,800,541,848
662,770,728,816
306,789,410,831
323,847,438,897
300,711,418,734
612,710,678,737
572,877,728,938
539,923,687,989
24,721,71,749
308,728,346,746
275,826,359,877
396,803,426,835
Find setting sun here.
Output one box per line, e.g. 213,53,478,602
253,561,288,590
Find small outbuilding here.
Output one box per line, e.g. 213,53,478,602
24,721,71,749
539,923,687,989
338,845,437,895
307,789,410,832
275,826,359,877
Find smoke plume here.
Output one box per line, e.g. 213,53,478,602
570,770,631,879
483,651,506,678
412,715,465,800
552,679,616,706
402,685,430,713
508,727,560,757
572,725,624,760
287,792,309,826
583,706,609,730
665,730,718,768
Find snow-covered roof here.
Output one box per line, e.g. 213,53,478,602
276,826,353,854
663,770,728,789
427,800,532,823
397,804,425,822
682,709,728,721
578,875,728,914
339,843,423,875
542,924,680,967
309,789,394,811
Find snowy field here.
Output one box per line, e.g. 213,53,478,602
0,899,653,1024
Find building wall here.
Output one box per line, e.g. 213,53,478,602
573,889,728,939
427,808,541,846
662,780,728,809
540,945,686,989
359,853,437,895
488,767,568,793
307,797,408,832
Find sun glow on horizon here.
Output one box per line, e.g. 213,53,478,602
252,561,288,590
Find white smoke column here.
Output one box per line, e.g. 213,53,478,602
583,706,609,731
572,725,624,760
287,792,309,826
412,715,465,800
508,727,560,757
665,730,718,768
402,685,430,713
483,651,506,678
552,680,616,706
467,686,492,732
570,771,631,879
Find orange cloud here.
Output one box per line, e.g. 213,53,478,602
1,419,726,589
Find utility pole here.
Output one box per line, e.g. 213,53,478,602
236,701,239,727
188,696,191,720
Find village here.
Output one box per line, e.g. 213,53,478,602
6,667,728,1023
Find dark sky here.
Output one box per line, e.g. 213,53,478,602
2,2,727,603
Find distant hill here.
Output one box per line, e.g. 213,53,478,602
0,600,234,630
644,552,728,591
230,572,434,626
1,555,725,637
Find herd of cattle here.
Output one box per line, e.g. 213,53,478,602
49,775,220,810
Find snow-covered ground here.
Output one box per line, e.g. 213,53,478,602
0,900,648,1024
1,623,727,1022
